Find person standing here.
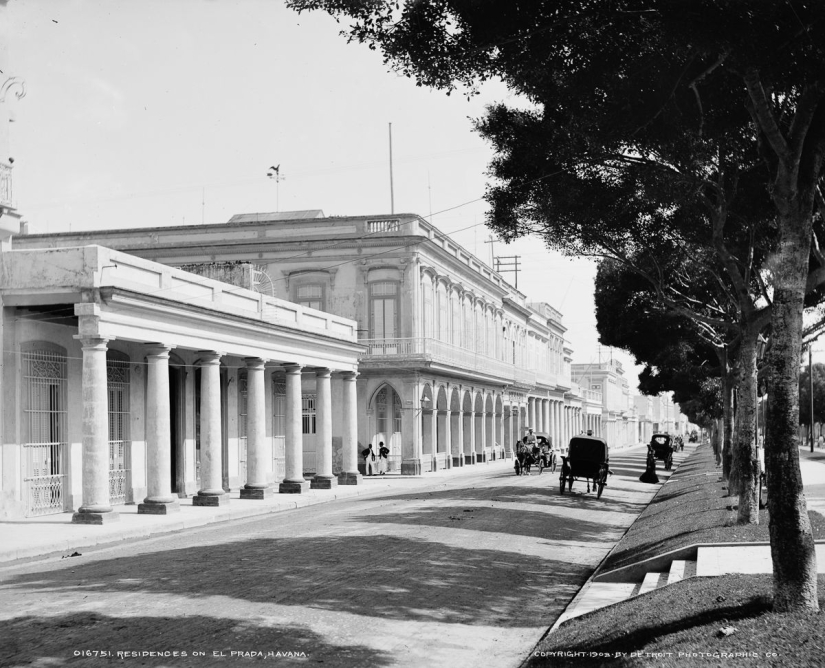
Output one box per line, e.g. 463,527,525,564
363,443,376,476
378,441,390,475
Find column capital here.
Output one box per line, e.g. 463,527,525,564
145,343,173,358
339,370,358,381
283,363,303,374
197,351,223,365
314,367,331,378
74,335,109,350
244,357,267,370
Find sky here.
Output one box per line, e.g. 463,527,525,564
7,0,641,389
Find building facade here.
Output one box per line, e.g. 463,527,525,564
15,212,596,476
0,245,363,520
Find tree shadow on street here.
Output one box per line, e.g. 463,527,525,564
3,534,586,629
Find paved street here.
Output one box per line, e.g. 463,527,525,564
0,445,675,668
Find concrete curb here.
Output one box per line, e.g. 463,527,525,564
544,442,702,635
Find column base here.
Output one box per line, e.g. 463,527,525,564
401,459,422,476
337,471,363,485
72,510,120,525
240,485,274,500
476,453,486,463
279,480,310,494
310,475,339,490
452,456,464,467
138,499,180,515
193,492,229,506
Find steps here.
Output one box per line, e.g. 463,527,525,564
556,558,697,626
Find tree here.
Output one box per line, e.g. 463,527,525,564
799,362,825,428
288,0,825,612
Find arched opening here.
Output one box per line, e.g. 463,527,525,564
435,386,449,469
462,391,473,465
474,393,484,462
421,383,434,460
449,388,461,467
371,384,403,473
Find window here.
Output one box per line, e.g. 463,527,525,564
370,281,399,339
22,344,68,516
107,351,130,505
296,284,324,311
422,280,434,338
302,394,316,434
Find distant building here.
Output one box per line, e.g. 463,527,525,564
14,211,594,479
571,358,640,448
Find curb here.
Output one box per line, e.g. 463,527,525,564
544,442,703,635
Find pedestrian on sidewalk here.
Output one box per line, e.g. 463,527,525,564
378,441,390,475
363,443,376,476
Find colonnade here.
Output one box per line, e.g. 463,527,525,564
71,337,360,524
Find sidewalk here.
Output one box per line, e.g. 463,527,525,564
0,460,511,564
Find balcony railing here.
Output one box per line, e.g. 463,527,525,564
359,337,570,387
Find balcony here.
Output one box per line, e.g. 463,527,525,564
359,337,539,385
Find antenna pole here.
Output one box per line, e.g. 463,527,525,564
389,122,395,214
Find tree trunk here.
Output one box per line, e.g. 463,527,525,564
766,225,818,612
722,370,734,483
736,326,760,524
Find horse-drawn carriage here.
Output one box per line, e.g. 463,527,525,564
559,435,611,498
649,433,675,470
647,434,676,471
514,433,556,475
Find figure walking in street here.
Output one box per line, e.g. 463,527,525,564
378,441,390,475
363,443,376,476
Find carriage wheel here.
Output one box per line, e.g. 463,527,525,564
559,475,566,494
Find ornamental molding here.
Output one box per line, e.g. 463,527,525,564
0,77,26,104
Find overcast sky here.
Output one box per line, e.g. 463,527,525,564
8,0,643,388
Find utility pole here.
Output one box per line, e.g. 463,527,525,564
389,122,395,214
811,345,815,453
483,235,497,268
494,255,521,289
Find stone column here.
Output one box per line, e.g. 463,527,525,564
311,367,337,489
541,399,550,434
194,352,228,506
527,398,534,431
241,357,272,499
139,344,180,514
280,363,309,493
338,371,362,484
73,336,119,524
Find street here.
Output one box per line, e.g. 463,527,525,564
0,445,672,668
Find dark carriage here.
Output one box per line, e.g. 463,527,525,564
649,433,675,470
559,436,610,498
535,433,557,474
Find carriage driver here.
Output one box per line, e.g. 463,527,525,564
524,427,538,448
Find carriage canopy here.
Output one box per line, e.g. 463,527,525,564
567,436,608,463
